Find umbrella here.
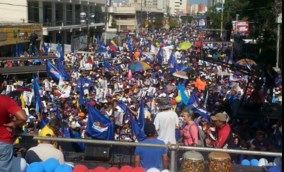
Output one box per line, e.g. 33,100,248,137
178,42,192,50
129,61,150,72
173,71,189,79
236,58,256,66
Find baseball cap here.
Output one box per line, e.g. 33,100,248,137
211,112,227,122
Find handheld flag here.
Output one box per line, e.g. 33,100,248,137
46,60,62,82
128,38,134,52
86,105,114,140
33,76,42,115
168,53,178,73
57,60,71,81
98,39,107,52
157,48,163,65
42,42,50,55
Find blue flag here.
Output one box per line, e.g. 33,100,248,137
117,101,146,141
128,38,134,52
116,101,132,124
33,77,42,115
168,53,178,73
187,92,199,108
157,48,163,65
57,60,71,81
79,79,85,107
16,43,23,57
42,42,50,55
46,60,62,82
178,83,189,105
103,60,113,71
86,106,114,140
55,44,64,62
98,39,106,52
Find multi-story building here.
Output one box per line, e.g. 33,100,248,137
108,5,137,32
0,0,106,55
130,0,187,16
207,0,223,9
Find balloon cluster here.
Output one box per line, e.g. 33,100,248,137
26,160,170,172
240,157,282,171
27,158,72,172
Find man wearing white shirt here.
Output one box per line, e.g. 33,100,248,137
154,98,179,144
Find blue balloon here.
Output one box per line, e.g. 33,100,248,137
43,158,60,172
268,166,281,172
27,162,44,172
241,159,250,166
55,164,72,172
250,159,259,166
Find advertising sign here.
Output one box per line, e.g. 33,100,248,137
233,21,249,36
193,17,207,28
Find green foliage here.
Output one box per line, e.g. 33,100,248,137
206,0,281,65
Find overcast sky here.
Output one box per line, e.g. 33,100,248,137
113,0,207,4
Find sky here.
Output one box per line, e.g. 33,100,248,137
113,0,207,5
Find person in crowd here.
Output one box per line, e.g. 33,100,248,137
180,110,199,146
154,98,179,144
134,122,168,171
0,75,27,172
249,130,270,151
25,134,64,164
38,117,61,148
207,112,233,149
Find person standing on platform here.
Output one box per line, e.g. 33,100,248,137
134,122,168,171
0,75,27,172
154,98,179,144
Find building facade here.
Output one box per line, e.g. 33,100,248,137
0,0,106,55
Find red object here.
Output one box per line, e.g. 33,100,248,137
132,167,145,172
120,165,133,172
170,99,177,105
92,166,106,172
73,165,89,172
0,95,23,144
106,167,120,172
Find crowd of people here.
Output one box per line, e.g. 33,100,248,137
0,24,282,171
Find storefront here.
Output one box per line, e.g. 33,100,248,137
0,24,42,57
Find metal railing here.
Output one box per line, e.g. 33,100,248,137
34,136,282,172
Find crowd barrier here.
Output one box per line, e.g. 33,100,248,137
33,136,282,172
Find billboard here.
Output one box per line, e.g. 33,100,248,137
233,20,249,36
193,17,206,28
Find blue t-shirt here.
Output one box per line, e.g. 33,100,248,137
135,139,167,170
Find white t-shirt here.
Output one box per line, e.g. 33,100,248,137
154,110,179,144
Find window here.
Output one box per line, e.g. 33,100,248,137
66,4,73,25
43,2,52,26
28,1,39,23
56,3,63,26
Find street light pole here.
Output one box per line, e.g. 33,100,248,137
220,0,224,39
104,0,108,44
235,14,239,35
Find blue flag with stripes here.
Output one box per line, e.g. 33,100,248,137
86,105,114,140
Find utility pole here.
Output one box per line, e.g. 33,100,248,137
235,14,239,35
276,13,282,70
141,0,143,29
220,0,224,39
104,0,109,44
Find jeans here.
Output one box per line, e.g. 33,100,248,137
0,142,13,172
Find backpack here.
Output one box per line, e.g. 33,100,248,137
189,123,206,147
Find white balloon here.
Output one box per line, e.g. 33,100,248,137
258,158,269,167
147,168,160,172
